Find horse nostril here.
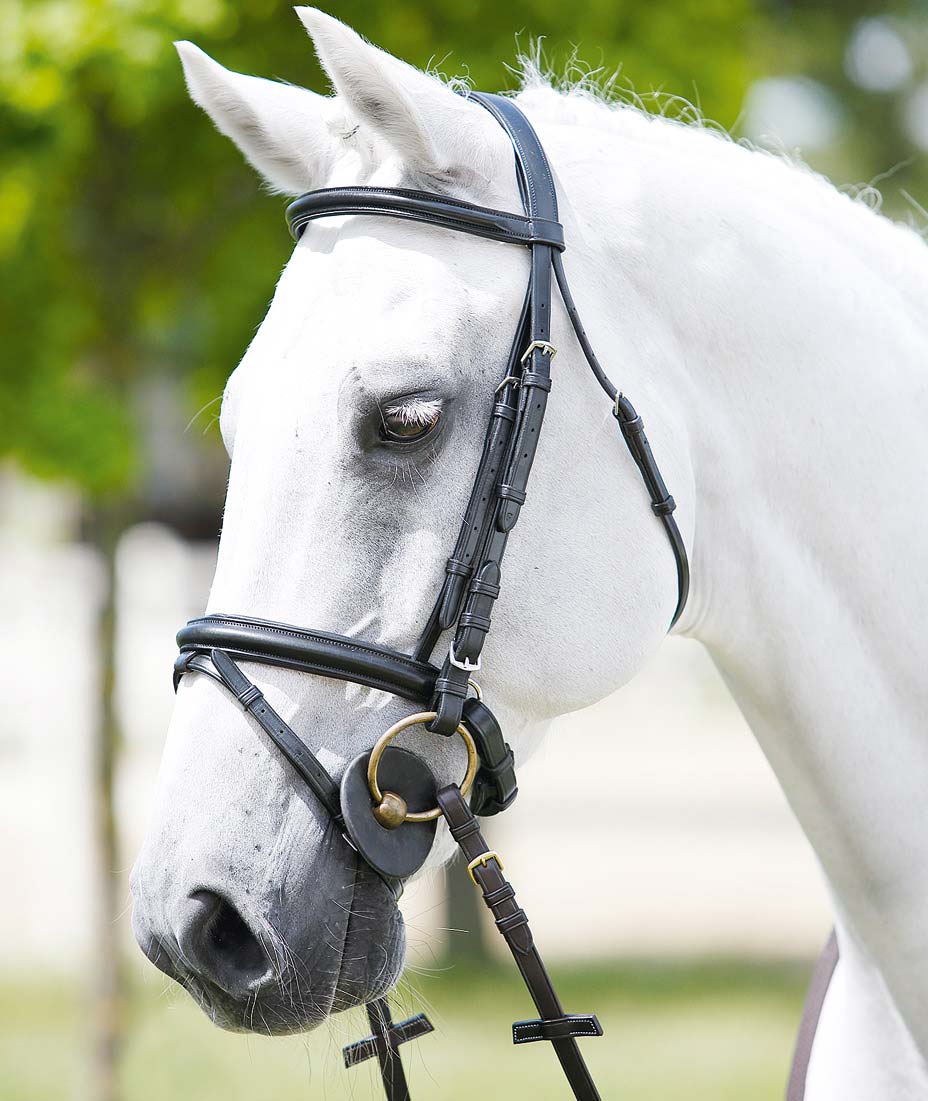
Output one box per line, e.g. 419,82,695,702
203,894,266,971
180,890,272,996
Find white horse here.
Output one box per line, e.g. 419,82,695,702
130,9,928,1098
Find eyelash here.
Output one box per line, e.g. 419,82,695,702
379,399,443,443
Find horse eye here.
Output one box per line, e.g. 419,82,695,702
379,403,441,444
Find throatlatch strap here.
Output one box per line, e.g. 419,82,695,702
613,396,689,626
552,252,690,627
437,785,603,1101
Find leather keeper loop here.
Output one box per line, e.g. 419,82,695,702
493,402,518,422
237,685,263,709
497,483,527,505
433,675,469,699
429,659,471,734
496,908,529,933
446,817,481,844
483,883,516,906
512,1014,603,1045
429,691,465,735
520,371,552,391
458,612,492,632
478,750,515,779
652,495,676,516
445,557,472,578
469,577,501,598
616,410,644,439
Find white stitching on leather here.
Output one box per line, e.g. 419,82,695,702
512,1019,599,1042
192,616,429,675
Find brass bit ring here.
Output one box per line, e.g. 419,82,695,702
367,711,477,824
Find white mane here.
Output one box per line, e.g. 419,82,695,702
501,62,928,320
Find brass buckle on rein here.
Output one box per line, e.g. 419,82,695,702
467,850,504,884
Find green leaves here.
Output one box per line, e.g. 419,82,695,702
1,370,136,496
1,0,763,498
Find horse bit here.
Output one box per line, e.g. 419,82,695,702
173,92,688,1101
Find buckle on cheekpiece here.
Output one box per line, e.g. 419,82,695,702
448,640,481,672
520,339,557,362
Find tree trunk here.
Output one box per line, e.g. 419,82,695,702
444,848,490,966
89,505,127,1101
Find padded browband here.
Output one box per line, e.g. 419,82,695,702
286,186,565,250
176,614,437,702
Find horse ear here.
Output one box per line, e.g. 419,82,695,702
295,8,505,187
175,40,342,195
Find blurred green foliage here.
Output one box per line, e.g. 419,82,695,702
2,2,926,498
755,4,928,209
2,960,808,1100
0,0,759,497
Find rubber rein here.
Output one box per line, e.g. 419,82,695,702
174,91,688,1101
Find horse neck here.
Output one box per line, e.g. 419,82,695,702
639,130,928,745
542,97,928,921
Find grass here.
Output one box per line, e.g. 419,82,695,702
2,959,809,1100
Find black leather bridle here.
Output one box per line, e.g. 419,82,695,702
173,92,689,1101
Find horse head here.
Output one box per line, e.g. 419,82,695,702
130,8,685,1034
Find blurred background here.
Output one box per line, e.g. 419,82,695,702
3,1,926,1098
